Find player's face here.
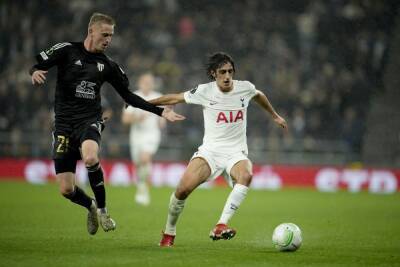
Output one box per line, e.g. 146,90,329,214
213,62,234,92
138,74,155,94
90,23,114,52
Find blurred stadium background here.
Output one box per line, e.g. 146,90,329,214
0,0,399,177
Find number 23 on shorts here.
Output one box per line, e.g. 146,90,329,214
56,135,69,153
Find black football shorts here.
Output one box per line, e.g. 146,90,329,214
52,120,104,174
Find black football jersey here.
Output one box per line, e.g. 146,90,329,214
31,42,163,129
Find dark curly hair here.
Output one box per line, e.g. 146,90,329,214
206,52,235,80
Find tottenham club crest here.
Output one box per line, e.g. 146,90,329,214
240,97,245,107
97,62,104,72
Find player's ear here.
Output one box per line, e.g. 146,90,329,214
211,70,216,79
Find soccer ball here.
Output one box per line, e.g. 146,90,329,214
272,223,302,251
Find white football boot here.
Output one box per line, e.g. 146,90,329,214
98,208,116,232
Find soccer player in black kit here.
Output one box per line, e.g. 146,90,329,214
30,13,184,235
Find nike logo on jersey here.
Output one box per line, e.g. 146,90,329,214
190,85,198,94
209,101,218,105
74,60,82,66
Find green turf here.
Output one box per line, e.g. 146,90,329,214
0,181,399,267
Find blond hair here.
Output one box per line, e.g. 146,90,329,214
88,13,116,28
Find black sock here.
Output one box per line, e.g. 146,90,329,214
87,162,106,209
63,186,92,210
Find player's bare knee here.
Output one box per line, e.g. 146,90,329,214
83,155,98,167
238,172,253,186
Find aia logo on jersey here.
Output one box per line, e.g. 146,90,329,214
216,110,243,123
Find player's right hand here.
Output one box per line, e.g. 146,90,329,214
31,70,48,85
161,106,185,122
273,114,288,133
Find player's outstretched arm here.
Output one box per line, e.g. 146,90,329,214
149,93,185,106
253,90,288,131
31,70,48,85
108,61,185,122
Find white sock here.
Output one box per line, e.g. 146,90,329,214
164,193,185,235
217,184,249,225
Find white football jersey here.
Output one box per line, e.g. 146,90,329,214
124,90,162,136
184,80,257,153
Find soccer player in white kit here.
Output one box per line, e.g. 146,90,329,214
149,52,287,247
122,73,166,205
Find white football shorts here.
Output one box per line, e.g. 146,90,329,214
130,132,161,162
191,147,250,187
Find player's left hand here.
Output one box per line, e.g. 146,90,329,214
161,106,185,122
31,70,48,85
273,115,288,132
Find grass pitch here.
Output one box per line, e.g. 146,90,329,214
0,181,399,267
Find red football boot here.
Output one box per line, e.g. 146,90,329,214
159,231,175,247
209,224,237,241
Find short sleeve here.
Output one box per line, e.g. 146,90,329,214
246,81,257,98
183,85,206,105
